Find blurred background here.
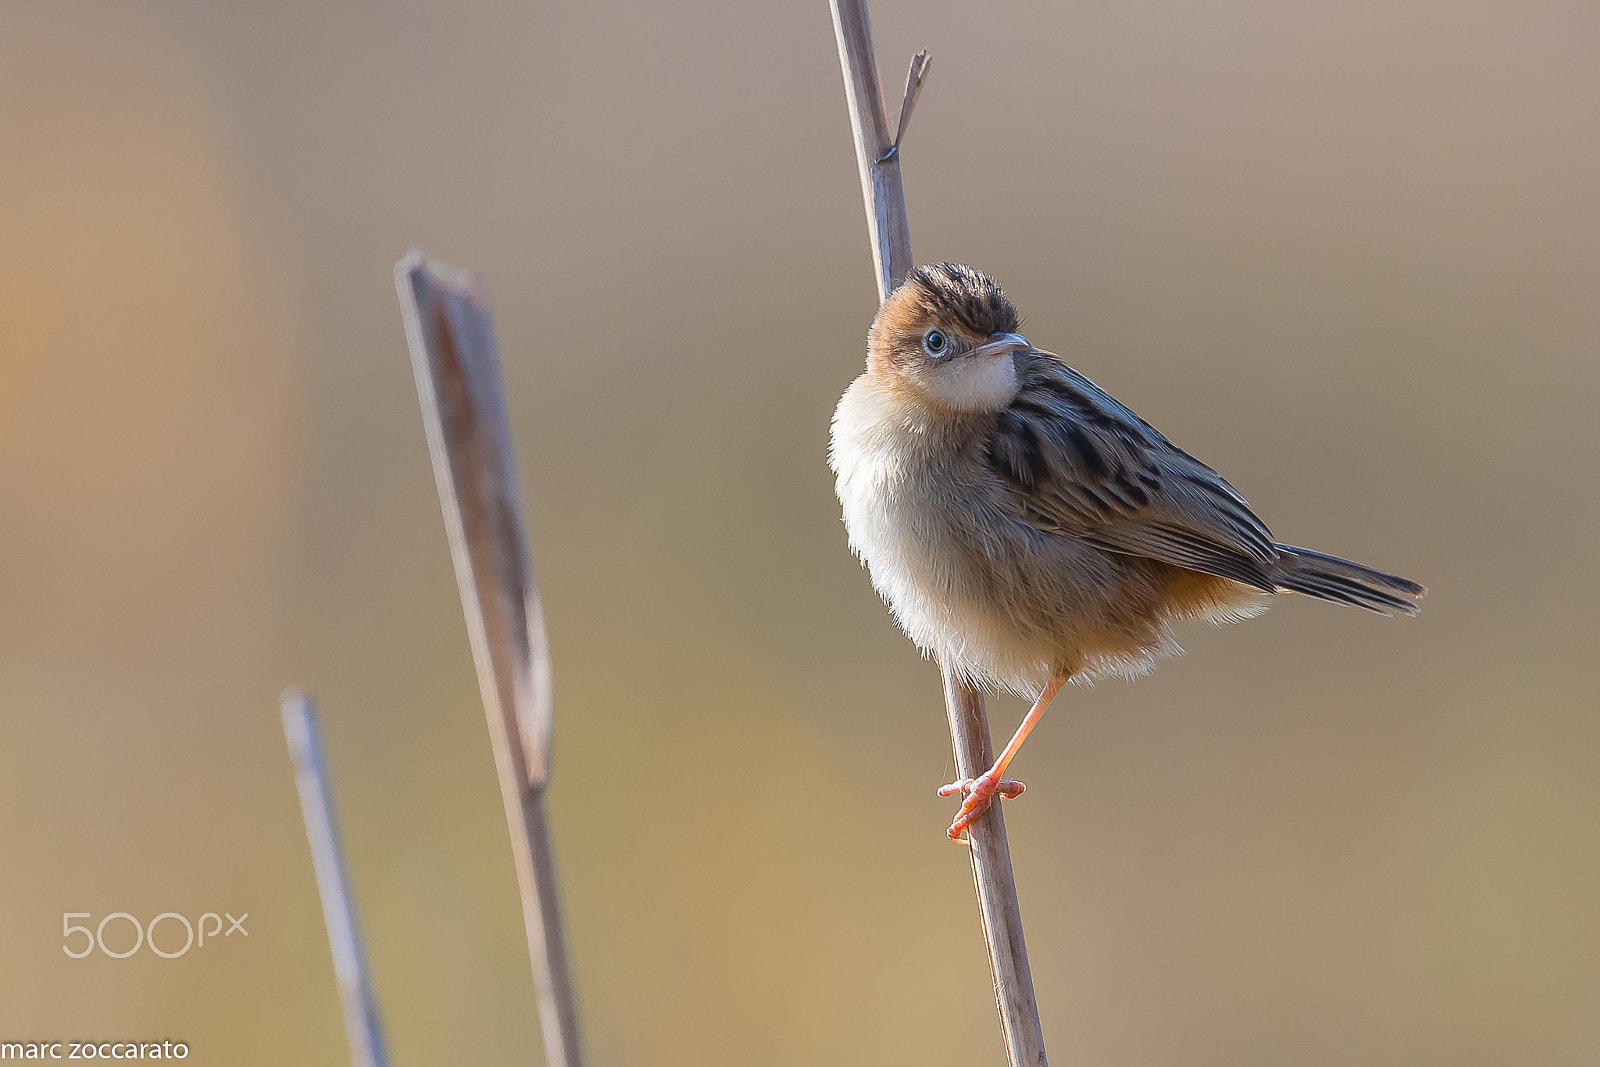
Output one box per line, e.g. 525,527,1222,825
3,0,1598,1063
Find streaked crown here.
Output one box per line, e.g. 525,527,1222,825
873,263,1021,350
864,263,1027,412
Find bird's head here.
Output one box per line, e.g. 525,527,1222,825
867,262,1030,413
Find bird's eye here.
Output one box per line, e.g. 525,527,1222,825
923,329,949,357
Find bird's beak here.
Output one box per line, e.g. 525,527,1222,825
969,332,1031,359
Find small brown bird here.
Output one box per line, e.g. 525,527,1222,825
829,263,1424,840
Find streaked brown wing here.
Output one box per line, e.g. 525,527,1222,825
985,353,1281,591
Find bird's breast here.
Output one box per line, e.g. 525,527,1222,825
829,377,1003,656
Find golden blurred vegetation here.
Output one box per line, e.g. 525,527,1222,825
3,0,1598,1063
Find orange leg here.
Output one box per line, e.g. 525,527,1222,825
939,675,1068,841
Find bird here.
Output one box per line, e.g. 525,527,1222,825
829,262,1425,841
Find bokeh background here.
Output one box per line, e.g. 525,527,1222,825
4,0,1599,1063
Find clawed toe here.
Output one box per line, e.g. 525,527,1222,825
937,777,1025,800
938,773,1026,840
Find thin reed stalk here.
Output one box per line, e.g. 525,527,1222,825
280,688,392,1067
395,254,585,1067
828,3,1049,1063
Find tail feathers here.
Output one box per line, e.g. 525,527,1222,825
1269,545,1426,617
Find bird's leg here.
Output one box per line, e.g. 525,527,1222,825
939,675,1068,841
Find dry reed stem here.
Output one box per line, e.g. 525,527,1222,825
829,2,1049,1063
280,688,393,1067
395,254,584,1067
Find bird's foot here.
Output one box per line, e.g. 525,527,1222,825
937,772,1026,841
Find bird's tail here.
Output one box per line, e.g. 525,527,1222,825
1268,545,1426,617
